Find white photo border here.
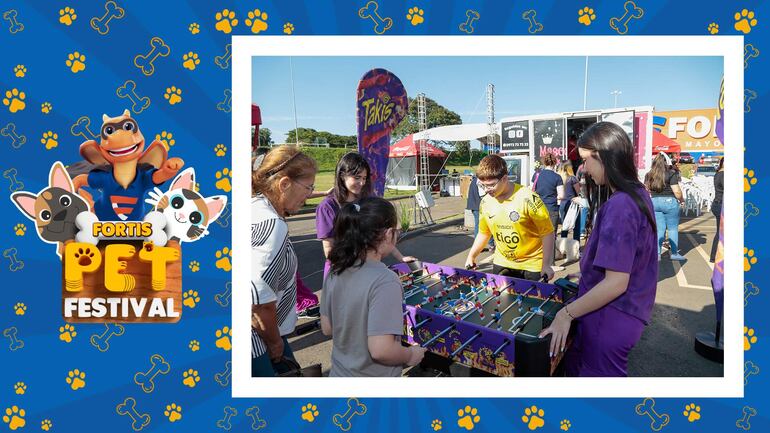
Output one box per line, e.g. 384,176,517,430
231,36,743,398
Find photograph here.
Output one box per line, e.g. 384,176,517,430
247,52,727,380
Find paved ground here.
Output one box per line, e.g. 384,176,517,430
285,195,723,377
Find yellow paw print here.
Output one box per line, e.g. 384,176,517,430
66,369,86,390
214,143,227,156
41,131,58,150
188,339,200,351
41,419,52,431
522,406,545,430
182,52,200,71
41,102,52,114
188,260,200,272
734,9,758,34
13,382,26,395
284,23,295,35
2,406,25,431
215,168,232,192
59,323,77,343
744,168,757,192
155,131,175,149
744,247,758,272
182,289,200,308
13,223,25,236
245,9,269,34
215,326,232,351
3,88,26,113
301,403,319,422
683,403,701,422
215,247,232,272
560,419,571,431
407,7,425,26
13,65,26,78
578,7,596,26
707,22,719,34
59,7,77,25
164,403,182,422
457,406,480,430
13,302,26,316
744,326,758,350
431,419,443,431
164,86,183,105
66,52,86,73
182,368,200,388
215,9,238,34
189,22,200,34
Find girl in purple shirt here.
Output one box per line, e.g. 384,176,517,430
540,122,658,377
317,153,416,278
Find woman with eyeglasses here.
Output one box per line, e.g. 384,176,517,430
316,152,416,280
539,122,658,377
251,145,318,376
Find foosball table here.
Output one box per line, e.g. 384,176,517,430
391,262,578,377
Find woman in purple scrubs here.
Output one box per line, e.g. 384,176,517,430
539,122,658,377
316,153,416,279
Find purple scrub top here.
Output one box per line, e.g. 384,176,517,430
316,195,340,278
577,187,658,324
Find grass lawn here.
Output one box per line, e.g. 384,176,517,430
303,170,416,207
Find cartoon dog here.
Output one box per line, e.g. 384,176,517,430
72,109,184,221
11,162,90,256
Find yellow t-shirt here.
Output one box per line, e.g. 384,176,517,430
478,184,554,272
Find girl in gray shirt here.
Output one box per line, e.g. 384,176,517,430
320,197,426,376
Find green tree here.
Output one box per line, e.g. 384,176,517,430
258,127,273,146
285,127,318,144
392,96,463,141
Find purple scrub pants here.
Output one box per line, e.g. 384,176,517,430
565,305,645,377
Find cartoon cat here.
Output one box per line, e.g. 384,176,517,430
145,168,227,243
11,162,90,255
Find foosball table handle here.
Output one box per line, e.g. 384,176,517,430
412,316,432,331
422,324,455,348
492,339,511,357
450,331,482,358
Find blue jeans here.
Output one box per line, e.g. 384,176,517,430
559,201,581,241
251,336,296,377
471,210,494,248
652,196,681,256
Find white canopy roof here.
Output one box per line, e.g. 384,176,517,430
413,123,496,142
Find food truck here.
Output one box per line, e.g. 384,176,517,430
498,106,655,185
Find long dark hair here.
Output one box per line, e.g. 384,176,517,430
333,152,373,204
644,154,669,192
328,197,397,275
578,122,656,233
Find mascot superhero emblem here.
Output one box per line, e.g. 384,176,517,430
73,109,184,221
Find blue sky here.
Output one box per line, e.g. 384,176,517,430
252,56,722,147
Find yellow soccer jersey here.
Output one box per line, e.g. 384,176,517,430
478,184,554,272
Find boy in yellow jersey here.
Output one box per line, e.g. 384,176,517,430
465,155,555,281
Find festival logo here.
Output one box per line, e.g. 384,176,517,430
356,69,408,196
9,110,226,323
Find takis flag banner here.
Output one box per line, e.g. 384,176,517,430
356,68,408,196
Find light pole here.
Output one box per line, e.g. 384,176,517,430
610,90,622,108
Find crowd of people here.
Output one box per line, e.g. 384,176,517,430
250,121,722,378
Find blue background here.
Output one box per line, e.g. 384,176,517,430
1,1,767,432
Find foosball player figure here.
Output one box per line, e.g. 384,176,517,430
493,309,502,322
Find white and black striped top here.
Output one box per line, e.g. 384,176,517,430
251,196,298,358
